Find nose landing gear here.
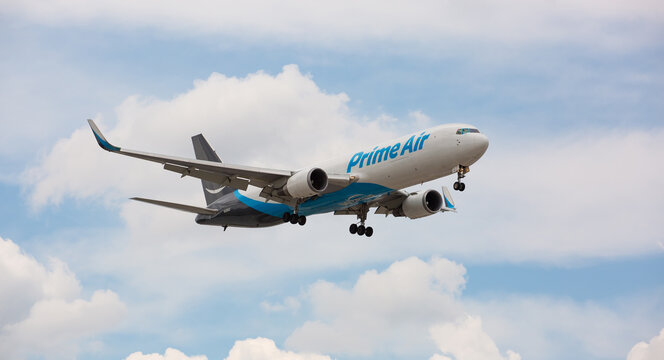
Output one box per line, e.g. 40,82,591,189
453,165,469,191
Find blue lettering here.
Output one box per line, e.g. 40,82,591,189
373,146,391,164
414,132,424,150
367,146,377,165
389,143,400,158
418,133,430,150
401,135,415,155
359,152,370,168
347,152,363,173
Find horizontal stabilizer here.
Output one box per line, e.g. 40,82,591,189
441,186,457,212
131,197,218,215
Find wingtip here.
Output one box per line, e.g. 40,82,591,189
87,119,120,152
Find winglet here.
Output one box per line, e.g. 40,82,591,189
87,119,120,152
441,186,457,212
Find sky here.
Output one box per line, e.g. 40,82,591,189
1,1,663,359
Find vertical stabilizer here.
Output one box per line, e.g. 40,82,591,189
192,134,233,205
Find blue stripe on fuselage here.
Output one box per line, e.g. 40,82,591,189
233,182,394,217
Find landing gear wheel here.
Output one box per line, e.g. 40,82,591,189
365,227,373,237
298,216,307,226
282,212,291,222
349,224,358,234
453,182,459,190
459,183,466,191
357,225,366,236
290,215,299,224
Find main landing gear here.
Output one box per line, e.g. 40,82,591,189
349,203,373,237
283,212,306,226
453,165,469,192
349,223,373,237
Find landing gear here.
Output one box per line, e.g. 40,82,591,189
349,223,373,237
348,204,374,237
283,212,306,226
454,165,469,192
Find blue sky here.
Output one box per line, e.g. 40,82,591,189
1,2,663,360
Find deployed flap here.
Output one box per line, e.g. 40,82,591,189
131,197,218,215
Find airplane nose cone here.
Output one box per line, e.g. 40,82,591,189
459,133,489,166
476,133,489,155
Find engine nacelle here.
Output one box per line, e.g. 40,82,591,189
284,168,328,198
394,189,443,219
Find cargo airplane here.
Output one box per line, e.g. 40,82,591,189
88,120,489,237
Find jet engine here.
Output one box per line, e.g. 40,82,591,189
284,167,328,198
394,189,443,219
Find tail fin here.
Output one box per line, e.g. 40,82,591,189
192,134,233,205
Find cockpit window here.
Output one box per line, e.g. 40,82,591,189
456,128,480,135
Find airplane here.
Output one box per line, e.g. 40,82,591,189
87,120,489,237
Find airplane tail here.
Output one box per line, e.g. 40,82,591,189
191,134,233,205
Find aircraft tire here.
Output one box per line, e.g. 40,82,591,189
290,215,299,224
282,212,291,222
357,225,366,236
365,227,373,237
349,224,358,234
453,182,459,190
298,216,307,226
459,183,466,191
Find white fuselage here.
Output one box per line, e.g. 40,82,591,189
235,123,489,216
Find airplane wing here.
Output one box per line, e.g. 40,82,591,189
88,120,293,191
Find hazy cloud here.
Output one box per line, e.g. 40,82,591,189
1,0,662,51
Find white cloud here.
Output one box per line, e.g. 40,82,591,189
285,257,474,356
1,0,662,51
23,64,395,209
226,337,331,360
126,347,208,360
281,256,662,359
0,236,126,359
430,315,521,360
124,338,332,360
627,328,664,360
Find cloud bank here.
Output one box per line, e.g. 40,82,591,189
0,236,126,359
